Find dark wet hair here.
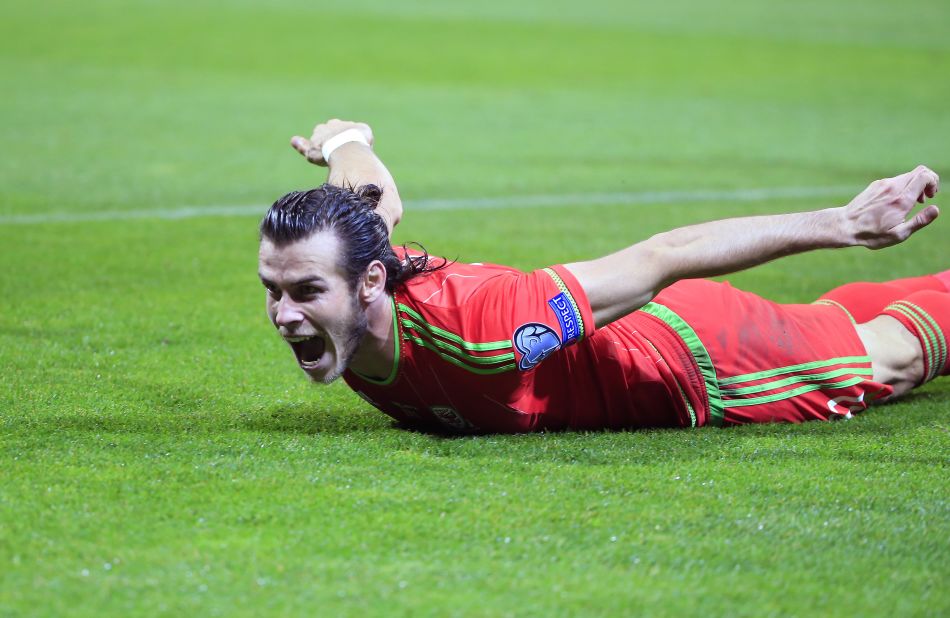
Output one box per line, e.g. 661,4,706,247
260,183,446,293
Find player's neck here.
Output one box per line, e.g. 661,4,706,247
348,293,396,380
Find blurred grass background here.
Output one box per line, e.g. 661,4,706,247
1,1,948,616
2,0,948,214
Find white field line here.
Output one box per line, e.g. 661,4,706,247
0,185,857,225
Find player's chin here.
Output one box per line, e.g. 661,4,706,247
300,355,343,384
305,365,344,385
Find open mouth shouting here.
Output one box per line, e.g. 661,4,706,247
285,334,327,370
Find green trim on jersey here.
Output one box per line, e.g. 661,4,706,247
396,302,517,375
722,376,868,408
717,356,870,386
720,366,874,396
542,267,586,340
903,300,948,380
812,299,856,324
886,303,937,380
401,318,516,365
675,381,698,428
351,297,401,386
405,334,517,374
638,302,724,427
887,301,945,382
397,304,512,351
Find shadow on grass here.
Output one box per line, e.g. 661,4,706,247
10,405,377,438
13,381,944,470
242,388,945,439
241,403,388,435
237,394,948,467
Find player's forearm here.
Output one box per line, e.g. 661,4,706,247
568,207,848,326
326,142,403,235
567,167,939,327
645,207,848,286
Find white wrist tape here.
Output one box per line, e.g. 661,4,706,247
321,128,370,162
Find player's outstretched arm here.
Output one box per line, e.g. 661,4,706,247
290,119,403,236
565,166,941,327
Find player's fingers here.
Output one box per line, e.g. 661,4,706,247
913,173,939,202
924,171,940,197
290,135,325,165
290,136,310,156
890,204,940,242
900,166,939,204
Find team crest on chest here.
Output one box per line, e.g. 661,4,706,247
430,406,474,431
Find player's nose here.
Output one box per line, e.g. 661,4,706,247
275,296,305,328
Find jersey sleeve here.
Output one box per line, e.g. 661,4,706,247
471,264,596,372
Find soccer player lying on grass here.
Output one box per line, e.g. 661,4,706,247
257,119,948,433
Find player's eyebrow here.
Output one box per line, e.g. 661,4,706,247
258,274,326,287
287,276,326,287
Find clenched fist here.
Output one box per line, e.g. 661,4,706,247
290,119,375,167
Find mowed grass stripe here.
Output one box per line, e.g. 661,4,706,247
0,185,859,225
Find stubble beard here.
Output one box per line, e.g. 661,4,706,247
315,296,369,385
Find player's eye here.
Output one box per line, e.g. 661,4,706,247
264,284,281,300
296,285,322,298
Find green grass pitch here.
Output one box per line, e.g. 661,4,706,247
1,0,948,615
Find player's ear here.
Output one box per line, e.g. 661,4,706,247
359,260,387,304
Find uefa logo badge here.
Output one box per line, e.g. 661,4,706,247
513,323,561,371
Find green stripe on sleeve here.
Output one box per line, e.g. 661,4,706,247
405,335,517,375
638,302,724,426
401,318,515,365
397,304,512,351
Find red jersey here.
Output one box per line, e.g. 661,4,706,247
343,250,710,433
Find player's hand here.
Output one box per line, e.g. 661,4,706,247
842,165,940,249
290,119,374,167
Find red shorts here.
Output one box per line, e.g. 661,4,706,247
651,280,893,425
